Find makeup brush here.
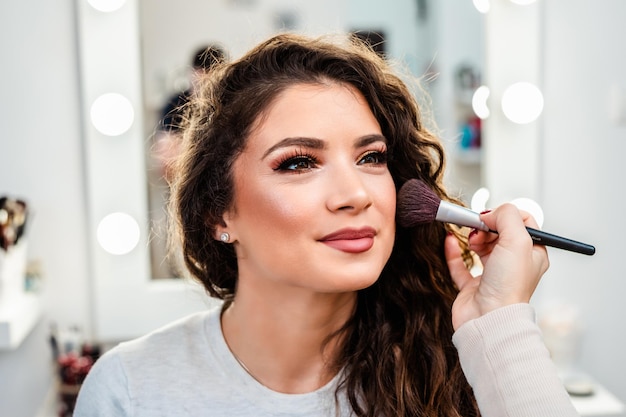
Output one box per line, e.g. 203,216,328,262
397,179,595,256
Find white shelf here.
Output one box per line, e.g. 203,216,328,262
0,292,42,350
572,386,625,416
561,371,626,417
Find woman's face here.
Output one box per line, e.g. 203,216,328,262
223,82,396,295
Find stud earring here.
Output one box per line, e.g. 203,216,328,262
220,232,230,243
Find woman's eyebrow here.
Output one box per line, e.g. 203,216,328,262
356,134,387,147
261,134,387,160
262,137,326,159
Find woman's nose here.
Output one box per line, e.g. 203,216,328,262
325,166,373,213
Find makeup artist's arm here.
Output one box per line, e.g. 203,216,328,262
452,304,578,417
445,204,579,417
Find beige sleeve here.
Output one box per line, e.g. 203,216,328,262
453,304,579,417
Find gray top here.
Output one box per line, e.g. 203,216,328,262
74,303,578,416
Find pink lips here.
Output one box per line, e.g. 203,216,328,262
319,227,376,253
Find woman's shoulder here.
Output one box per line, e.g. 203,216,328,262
113,306,221,359
74,306,226,415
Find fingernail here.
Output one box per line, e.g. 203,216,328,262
468,228,478,239
480,209,492,215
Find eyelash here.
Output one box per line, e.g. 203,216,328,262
358,147,388,166
273,147,388,172
273,150,319,172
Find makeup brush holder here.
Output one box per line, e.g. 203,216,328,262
0,240,28,305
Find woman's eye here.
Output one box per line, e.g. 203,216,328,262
358,150,388,165
276,156,318,171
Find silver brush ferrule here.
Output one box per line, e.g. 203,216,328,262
435,201,490,231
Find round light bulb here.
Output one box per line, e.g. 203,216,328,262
472,85,491,119
501,82,544,124
510,197,544,228
87,0,127,13
97,212,141,255
510,0,537,5
473,0,490,13
90,93,135,136
471,187,491,213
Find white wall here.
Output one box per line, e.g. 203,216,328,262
1,0,91,331
538,0,626,401
0,0,91,415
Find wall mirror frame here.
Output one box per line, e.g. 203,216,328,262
77,0,213,342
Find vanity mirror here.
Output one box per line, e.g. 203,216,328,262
77,0,496,341
138,0,439,279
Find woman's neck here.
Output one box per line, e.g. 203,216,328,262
221,285,356,394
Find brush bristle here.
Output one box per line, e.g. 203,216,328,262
396,179,442,227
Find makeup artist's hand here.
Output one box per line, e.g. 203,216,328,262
445,203,549,331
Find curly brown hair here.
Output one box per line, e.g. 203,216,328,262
169,33,478,417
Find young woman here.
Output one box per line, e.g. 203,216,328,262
75,33,578,416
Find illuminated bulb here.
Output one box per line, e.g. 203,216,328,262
501,82,544,124
97,212,140,255
90,93,134,136
510,197,544,228
471,187,490,213
87,0,127,12
473,0,490,13
472,85,491,119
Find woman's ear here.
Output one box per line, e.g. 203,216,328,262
214,208,236,242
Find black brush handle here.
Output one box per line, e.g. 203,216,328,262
526,227,595,256
434,201,596,255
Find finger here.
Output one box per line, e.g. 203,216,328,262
444,233,475,291
468,228,498,257
515,209,549,269
480,204,549,294
518,209,541,230
482,204,542,236
479,203,531,250
468,227,498,245
483,205,548,265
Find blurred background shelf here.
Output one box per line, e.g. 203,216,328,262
0,293,42,350
571,376,625,416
